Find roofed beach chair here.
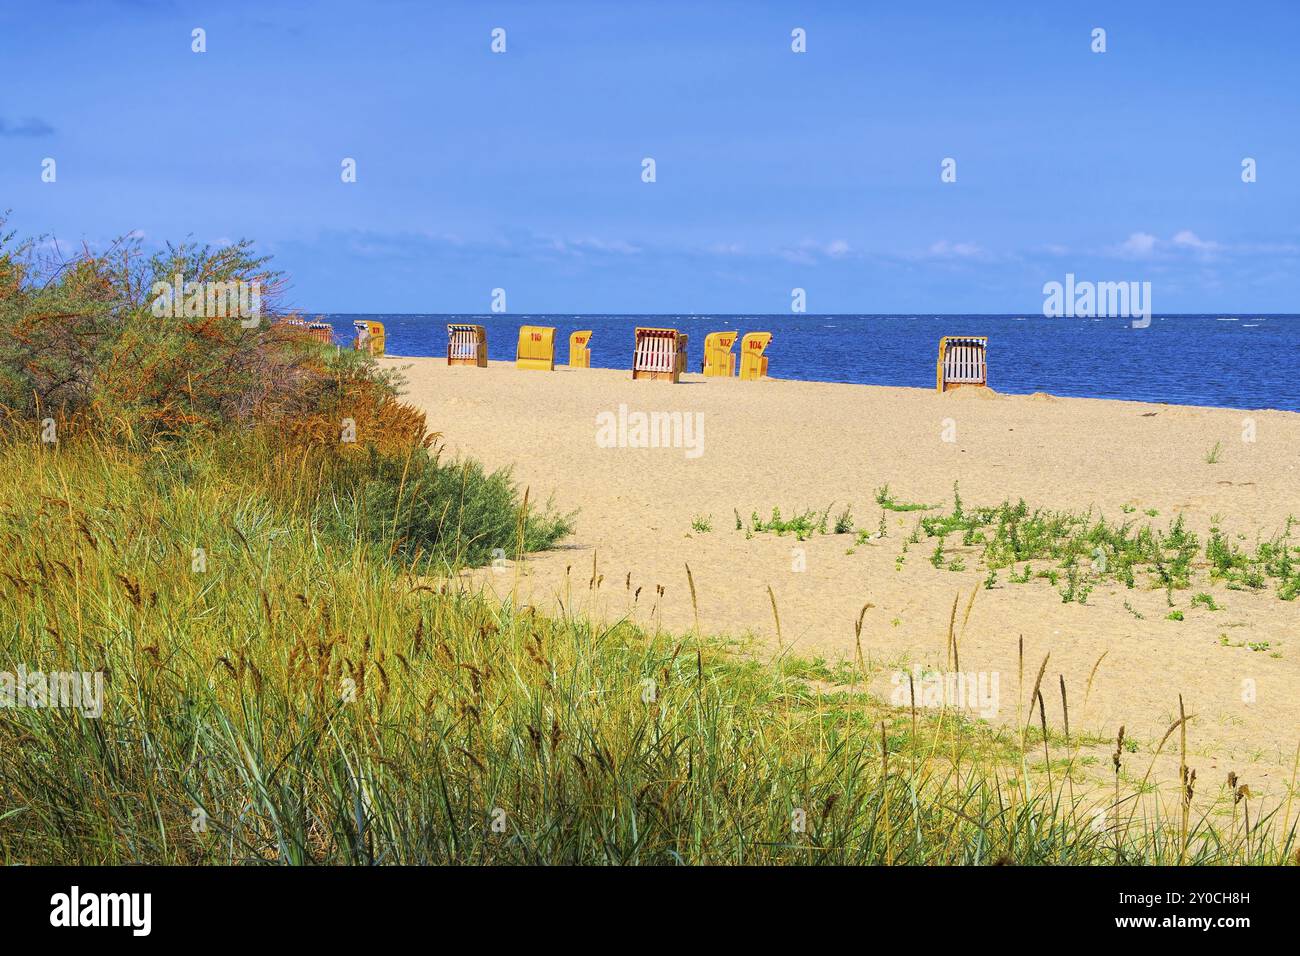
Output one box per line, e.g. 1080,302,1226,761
936,336,988,392
516,325,556,371
353,319,385,356
632,327,683,382
701,331,737,376
569,330,593,368
278,317,334,346
448,324,488,367
738,332,772,381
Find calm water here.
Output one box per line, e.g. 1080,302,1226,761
318,314,1300,413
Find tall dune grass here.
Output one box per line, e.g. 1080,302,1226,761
1,436,1294,865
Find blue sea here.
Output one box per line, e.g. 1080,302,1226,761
317,314,1300,413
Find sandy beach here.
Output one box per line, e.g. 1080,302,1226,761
386,356,1300,794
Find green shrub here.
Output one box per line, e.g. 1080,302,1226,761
333,447,573,569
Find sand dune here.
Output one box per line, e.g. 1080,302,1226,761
385,356,1300,794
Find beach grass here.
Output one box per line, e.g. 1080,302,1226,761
1,435,1296,865
738,483,1300,604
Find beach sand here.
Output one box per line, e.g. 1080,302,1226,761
384,356,1300,796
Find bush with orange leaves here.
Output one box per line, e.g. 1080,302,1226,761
0,218,425,453
0,218,572,569
273,366,434,456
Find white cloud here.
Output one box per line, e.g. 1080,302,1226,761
925,240,987,260
1116,232,1158,258
773,238,856,263
543,235,640,257
1112,230,1221,260
573,237,640,255
1170,230,1219,253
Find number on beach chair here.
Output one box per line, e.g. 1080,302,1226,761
448,324,488,367
353,320,385,356
632,327,683,382
516,325,556,371
569,330,593,368
936,336,988,392
738,332,772,381
702,331,737,376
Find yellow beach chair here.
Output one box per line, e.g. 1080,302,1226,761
632,327,683,382
352,319,385,356
448,324,488,367
738,332,772,381
936,336,988,392
569,330,593,368
701,331,738,376
516,325,556,371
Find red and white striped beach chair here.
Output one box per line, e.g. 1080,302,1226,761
632,327,683,382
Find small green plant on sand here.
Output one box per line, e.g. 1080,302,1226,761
750,507,819,540
904,490,1300,604
834,505,854,534
1059,559,1093,604
875,484,934,512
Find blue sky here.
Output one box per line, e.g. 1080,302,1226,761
2,0,1297,313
